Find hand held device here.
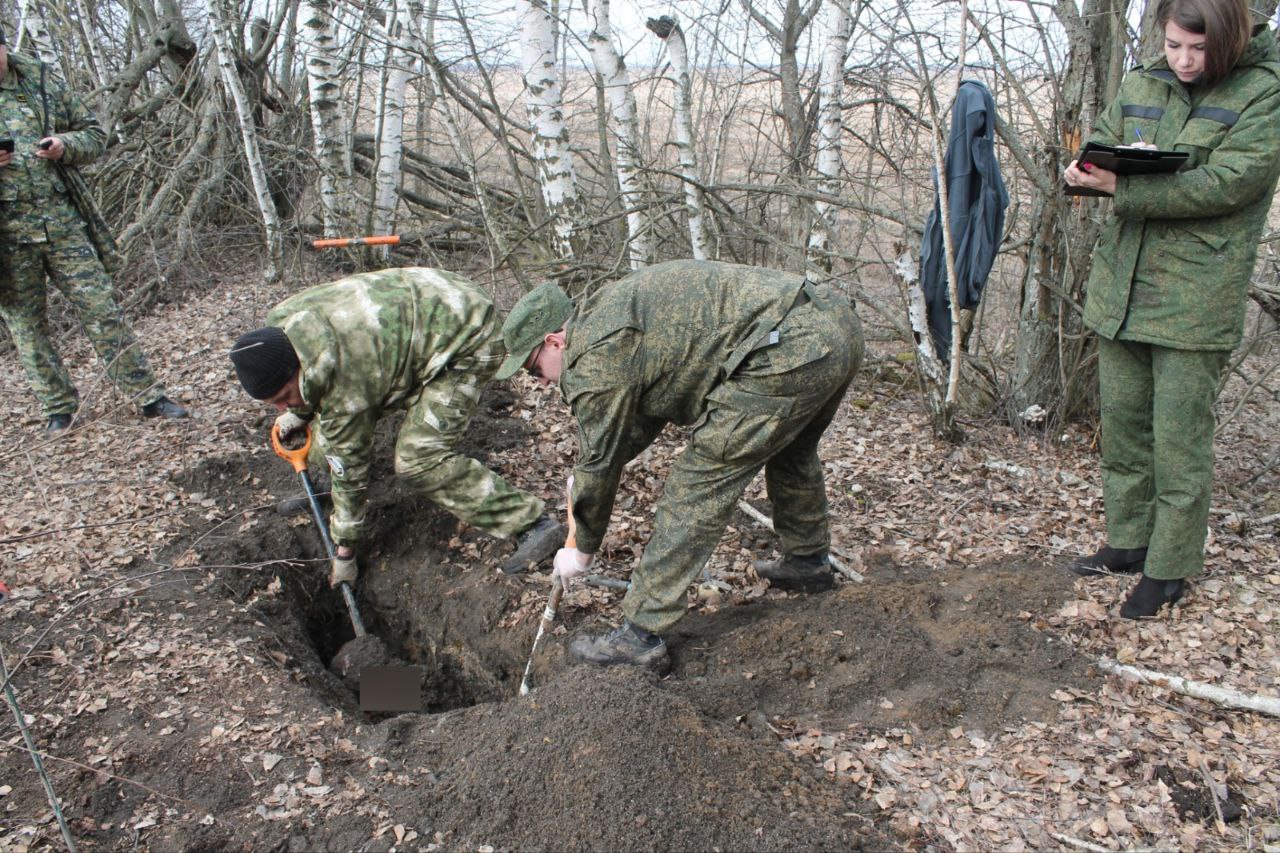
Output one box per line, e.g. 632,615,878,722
0,139,14,153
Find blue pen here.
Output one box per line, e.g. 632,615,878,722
1134,128,1145,144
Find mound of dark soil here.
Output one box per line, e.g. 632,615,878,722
669,562,1087,735
366,665,882,851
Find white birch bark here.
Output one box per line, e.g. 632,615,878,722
205,0,283,281
647,16,709,260
16,0,61,72
371,3,414,244
73,0,109,89
940,0,971,405
303,0,354,237
806,0,853,277
587,0,649,269
515,0,583,260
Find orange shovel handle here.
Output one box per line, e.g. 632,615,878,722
270,422,313,473
311,235,400,249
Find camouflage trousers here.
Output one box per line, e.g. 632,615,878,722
1098,337,1229,580
0,231,163,417
320,330,544,547
623,292,865,634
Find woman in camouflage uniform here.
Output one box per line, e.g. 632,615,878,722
1063,0,1280,617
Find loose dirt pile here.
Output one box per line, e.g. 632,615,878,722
370,666,878,850
667,561,1084,735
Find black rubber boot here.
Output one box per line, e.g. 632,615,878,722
754,552,835,593
44,413,73,436
142,396,190,419
1120,574,1185,619
1069,544,1147,577
500,514,566,574
569,621,670,673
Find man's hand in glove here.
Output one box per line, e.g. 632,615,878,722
552,547,593,588
331,546,358,588
275,411,309,441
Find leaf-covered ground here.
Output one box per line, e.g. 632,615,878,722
0,270,1277,851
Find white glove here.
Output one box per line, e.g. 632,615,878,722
330,555,358,588
552,547,593,587
275,411,309,440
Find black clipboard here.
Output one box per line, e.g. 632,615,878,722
1064,141,1188,197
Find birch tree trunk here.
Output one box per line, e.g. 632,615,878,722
371,2,414,246
515,0,584,261
205,0,284,281
587,0,649,269
16,0,62,73
806,0,853,278
303,0,355,237
72,0,109,89
646,15,709,261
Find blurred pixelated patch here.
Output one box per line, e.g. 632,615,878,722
360,665,423,713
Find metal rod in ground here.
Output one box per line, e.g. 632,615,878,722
0,646,78,852
519,580,565,696
736,500,865,583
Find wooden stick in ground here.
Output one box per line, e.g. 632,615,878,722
519,476,577,696
1,645,78,852
1096,657,1280,717
736,500,865,583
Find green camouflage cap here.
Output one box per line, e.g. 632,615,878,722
496,283,573,379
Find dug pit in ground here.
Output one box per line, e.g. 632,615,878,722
198,393,1094,737
104,396,1095,849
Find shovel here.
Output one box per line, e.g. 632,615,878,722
271,424,420,711
519,476,576,696
271,422,368,638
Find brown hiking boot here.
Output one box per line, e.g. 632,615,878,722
501,514,566,574
754,553,834,593
1069,545,1146,577
569,621,671,673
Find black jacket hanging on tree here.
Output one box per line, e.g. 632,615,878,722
919,79,1008,359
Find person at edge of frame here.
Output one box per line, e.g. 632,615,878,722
0,23,188,434
228,267,567,589
496,259,864,673
1062,0,1280,618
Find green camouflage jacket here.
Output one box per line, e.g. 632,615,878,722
1084,26,1280,350
560,259,811,553
0,51,119,267
267,268,502,546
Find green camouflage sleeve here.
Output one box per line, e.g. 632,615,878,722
564,331,659,554
52,79,106,166
314,408,378,548
1114,88,1280,220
